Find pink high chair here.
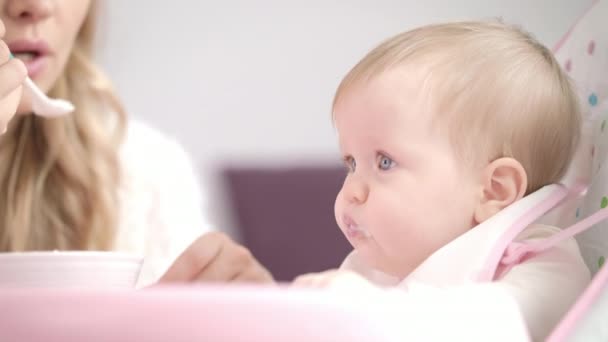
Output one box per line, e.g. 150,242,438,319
1,2,607,341
545,0,608,340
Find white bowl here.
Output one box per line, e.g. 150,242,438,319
0,251,143,289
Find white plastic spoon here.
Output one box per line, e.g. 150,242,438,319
24,77,75,117
9,52,75,117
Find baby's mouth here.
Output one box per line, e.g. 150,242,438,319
343,215,371,238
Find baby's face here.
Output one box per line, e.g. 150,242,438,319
333,69,481,278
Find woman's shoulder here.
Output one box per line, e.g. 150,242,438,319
118,119,197,178
114,120,210,285
121,119,189,161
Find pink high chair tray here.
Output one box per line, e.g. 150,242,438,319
0,285,395,342
0,284,530,342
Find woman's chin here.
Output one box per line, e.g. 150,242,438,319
17,92,33,115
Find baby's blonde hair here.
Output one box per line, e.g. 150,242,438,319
334,21,581,194
0,1,126,251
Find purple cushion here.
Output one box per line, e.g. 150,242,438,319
222,166,351,281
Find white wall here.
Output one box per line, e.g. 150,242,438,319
96,0,594,235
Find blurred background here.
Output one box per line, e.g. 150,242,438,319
94,0,594,280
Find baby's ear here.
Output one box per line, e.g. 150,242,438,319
474,158,528,224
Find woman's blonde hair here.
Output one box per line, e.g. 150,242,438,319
334,21,581,194
0,1,127,251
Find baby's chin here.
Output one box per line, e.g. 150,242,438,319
363,259,404,285
366,256,414,280
357,251,395,274
375,264,406,278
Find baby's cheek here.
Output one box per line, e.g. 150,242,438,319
333,194,345,224
373,204,411,246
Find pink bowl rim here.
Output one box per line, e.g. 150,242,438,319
0,251,143,264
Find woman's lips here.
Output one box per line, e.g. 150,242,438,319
8,40,51,79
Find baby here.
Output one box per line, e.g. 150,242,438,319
295,21,590,340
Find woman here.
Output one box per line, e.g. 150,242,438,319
0,0,271,286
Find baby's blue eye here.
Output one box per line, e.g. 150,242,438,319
344,156,356,172
378,155,395,170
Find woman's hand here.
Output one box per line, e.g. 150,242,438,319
159,232,274,284
0,19,27,133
